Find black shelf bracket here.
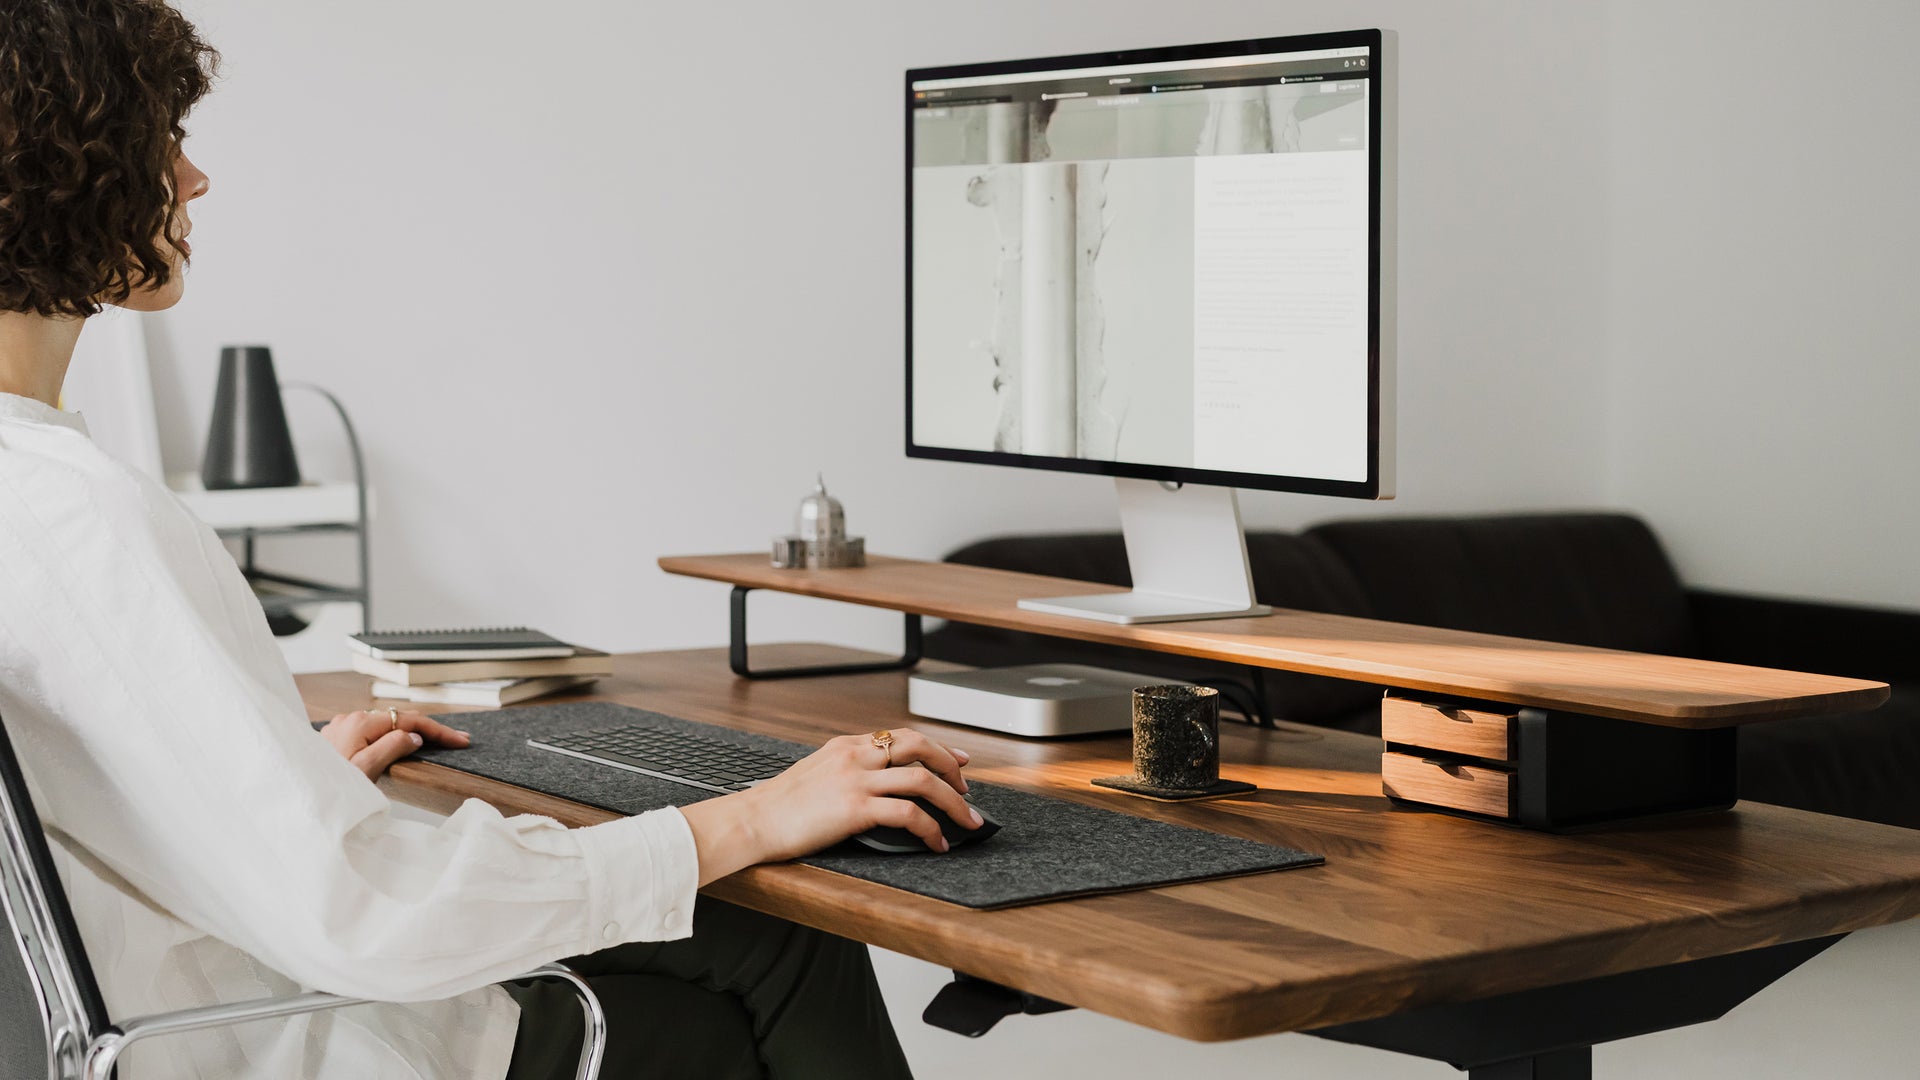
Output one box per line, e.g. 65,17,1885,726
728,585,923,680
922,972,1072,1038
1310,934,1843,1079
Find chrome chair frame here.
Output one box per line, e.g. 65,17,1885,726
0,712,606,1080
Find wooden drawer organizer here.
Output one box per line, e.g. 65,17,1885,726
1380,693,1738,830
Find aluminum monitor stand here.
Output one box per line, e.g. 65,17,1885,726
1018,478,1271,625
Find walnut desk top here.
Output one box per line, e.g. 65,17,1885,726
295,647,1920,1044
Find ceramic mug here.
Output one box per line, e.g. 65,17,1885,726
1131,685,1220,790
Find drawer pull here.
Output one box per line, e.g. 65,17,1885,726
1416,701,1470,723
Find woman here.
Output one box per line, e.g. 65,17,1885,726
0,2,973,1076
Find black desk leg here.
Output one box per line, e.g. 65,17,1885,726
922,973,1072,1037
728,586,923,680
1311,935,1841,1078
1471,1048,1591,1080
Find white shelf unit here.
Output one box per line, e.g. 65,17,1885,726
168,475,372,625
170,477,373,673
169,477,361,531
168,384,375,673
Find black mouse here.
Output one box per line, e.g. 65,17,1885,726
852,794,1001,853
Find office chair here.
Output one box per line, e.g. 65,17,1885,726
0,710,607,1080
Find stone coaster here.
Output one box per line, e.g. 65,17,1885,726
413,701,1323,910
1092,775,1261,802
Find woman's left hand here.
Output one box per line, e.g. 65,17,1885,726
319,708,472,781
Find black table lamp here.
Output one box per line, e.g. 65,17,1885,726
201,345,302,489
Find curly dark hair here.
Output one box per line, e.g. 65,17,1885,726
0,0,218,316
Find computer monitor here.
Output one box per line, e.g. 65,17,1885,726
907,29,1395,624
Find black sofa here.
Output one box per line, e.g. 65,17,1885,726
923,512,1920,830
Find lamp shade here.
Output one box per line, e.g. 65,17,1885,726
201,345,302,490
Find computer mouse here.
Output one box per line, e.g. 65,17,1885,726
852,794,1001,854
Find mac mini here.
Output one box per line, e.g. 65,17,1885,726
907,664,1181,737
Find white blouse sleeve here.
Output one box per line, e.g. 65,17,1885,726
0,419,698,1002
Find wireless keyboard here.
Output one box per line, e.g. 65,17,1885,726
527,723,799,794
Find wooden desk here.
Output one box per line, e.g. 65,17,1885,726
297,647,1920,1077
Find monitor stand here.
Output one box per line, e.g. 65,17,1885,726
1017,478,1273,625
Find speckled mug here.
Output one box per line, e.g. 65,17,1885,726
1131,685,1220,791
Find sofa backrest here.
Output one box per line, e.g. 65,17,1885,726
1304,512,1697,657
942,531,1378,618
942,533,1133,589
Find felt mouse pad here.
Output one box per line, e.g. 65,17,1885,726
412,701,1323,910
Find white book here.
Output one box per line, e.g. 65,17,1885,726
349,649,613,686
370,674,599,707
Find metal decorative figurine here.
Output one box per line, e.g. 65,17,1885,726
772,475,866,569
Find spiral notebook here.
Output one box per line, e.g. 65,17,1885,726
347,627,579,662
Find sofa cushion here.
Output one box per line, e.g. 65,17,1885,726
942,533,1134,589
1737,686,1920,830
940,531,1378,615
1305,512,1698,657
930,531,1384,725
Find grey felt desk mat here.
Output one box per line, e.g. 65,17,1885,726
412,701,1323,909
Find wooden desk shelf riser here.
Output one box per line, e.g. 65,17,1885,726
659,554,1890,829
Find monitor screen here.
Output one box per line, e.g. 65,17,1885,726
906,29,1391,498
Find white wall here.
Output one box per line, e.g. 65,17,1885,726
1601,0,1920,610
140,1,1919,1076
152,0,1616,658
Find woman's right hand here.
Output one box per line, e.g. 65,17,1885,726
678,727,977,885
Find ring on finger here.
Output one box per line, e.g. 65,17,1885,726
387,706,399,733
870,729,895,767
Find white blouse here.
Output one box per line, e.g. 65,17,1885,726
0,393,699,1079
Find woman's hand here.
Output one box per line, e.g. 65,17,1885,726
679,727,976,885
319,708,472,781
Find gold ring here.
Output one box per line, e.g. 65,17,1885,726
870,729,894,766
387,706,400,732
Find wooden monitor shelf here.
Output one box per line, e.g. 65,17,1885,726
662,553,1896,830
659,553,1887,729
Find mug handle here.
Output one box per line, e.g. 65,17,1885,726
1188,715,1216,769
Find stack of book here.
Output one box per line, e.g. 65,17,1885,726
348,627,612,707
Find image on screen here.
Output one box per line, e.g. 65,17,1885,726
910,45,1375,484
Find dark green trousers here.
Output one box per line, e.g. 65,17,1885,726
504,898,913,1080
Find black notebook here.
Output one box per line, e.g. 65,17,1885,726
347,627,578,662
